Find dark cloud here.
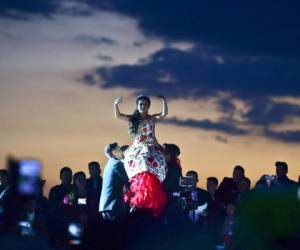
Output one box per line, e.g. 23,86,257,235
243,98,300,126
0,0,60,19
86,0,300,59
89,46,300,98
217,99,236,117
74,35,118,46
163,117,300,143
97,54,114,62
0,0,93,19
162,117,248,136
215,135,228,144
81,73,97,86
4,1,299,59
132,40,147,48
264,129,300,143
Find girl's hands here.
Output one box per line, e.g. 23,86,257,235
156,94,166,100
114,96,123,105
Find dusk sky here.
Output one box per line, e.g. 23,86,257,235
1,0,299,193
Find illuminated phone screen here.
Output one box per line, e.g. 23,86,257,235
78,198,87,205
18,160,41,195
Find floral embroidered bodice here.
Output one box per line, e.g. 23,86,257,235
124,117,166,183
131,118,158,146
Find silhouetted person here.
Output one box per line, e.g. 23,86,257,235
63,172,88,206
255,175,270,189
62,172,89,229
86,161,102,217
162,143,182,196
271,161,296,188
236,177,251,203
162,143,184,226
48,166,73,247
205,177,224,237
94,143,129,250
218,165,245,205
48,166,73,208
207,177,219,198
186,170,210,224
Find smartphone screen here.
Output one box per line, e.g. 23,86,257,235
78,198,87,205
68,223,83,245
17,160,41,196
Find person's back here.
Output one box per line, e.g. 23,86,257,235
162,143,182,196
100,158,128,218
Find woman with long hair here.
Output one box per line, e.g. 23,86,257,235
114,95,168,216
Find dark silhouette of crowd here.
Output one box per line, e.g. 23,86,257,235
0,146,299,250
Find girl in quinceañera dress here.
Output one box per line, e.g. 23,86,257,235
114,95,168,216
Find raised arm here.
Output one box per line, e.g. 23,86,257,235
114,97,131,121
152,95,168,120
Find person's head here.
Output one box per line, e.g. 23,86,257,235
226,203,236,216
73,171,86,189
206,177,218,194
233,165,245,182
88,161,101,178
255,180,268,189
104,143,124,160
275,161,288,178
136,95,151,115
237,177,251,193
0,169,9,186
186,170,199,183
129,95,151,135
163,143,180,162
60,167,72,186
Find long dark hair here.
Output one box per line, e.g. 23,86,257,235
129,95,151,136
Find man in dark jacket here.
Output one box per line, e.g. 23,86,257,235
48,167,73,208
186,170,210,224
271,161,297,188
96,143,129,250
86,161,102,217
163,143,182,196
99,143,129,221
218,165,245,205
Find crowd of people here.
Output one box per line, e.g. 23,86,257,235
0,95,299,250
0,149,299,250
